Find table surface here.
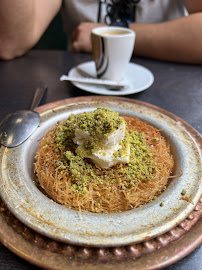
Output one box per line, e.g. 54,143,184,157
0,50,201,270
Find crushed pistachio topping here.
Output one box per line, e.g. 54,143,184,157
53,107,156,194
55,107,124,154
181,189,187,196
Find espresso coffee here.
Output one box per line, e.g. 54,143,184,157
99,30,129,35
91,26,135,82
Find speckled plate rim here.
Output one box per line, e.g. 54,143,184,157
0,96,201,248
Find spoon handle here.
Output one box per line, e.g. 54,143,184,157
30,87,47,111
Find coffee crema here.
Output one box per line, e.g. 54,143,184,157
99,30,129,35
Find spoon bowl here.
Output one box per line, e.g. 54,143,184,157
0,110,40,148
0,87,46,148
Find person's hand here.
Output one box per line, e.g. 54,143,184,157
70,22,105,53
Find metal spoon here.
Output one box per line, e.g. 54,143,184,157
0,87,47,148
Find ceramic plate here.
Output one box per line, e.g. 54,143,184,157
0,97,201,247
68,61,154,95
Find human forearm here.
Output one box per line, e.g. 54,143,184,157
0,0,62,60
130,13,202,64
0,1,36,59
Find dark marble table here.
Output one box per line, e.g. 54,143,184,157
0,50,201,270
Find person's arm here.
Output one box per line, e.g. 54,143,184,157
70,1,202,64
0,0,62,60
130,13,202,64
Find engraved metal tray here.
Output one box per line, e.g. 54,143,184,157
0,96,201,269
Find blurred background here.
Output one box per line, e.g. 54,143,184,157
34,11,66,50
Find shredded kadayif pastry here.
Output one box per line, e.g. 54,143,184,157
35,108,173,213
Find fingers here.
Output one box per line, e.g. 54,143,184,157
71,40,92,53
70,23,91,52
69,29,79,51
70,22,105,53
71,41,81,52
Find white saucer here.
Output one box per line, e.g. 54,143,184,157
68,61,154,95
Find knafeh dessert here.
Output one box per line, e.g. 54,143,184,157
35,107,173,213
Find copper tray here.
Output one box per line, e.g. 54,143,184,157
0,96,201,269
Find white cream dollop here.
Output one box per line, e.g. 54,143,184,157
73,122,130,169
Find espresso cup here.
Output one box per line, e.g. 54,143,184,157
91,26,135,82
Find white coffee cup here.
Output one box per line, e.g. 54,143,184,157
91,26,135,82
